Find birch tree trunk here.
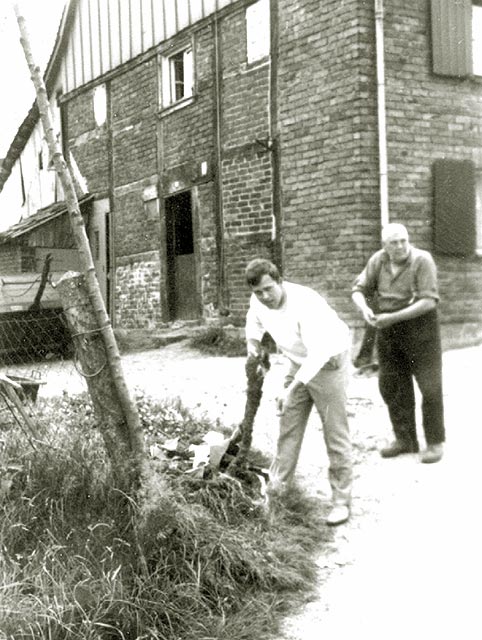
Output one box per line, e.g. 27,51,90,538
13,4,145,486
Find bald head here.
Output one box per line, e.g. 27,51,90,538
382,223,410,264
381,223,409,243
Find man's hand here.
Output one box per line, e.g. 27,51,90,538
275,389,288,416
373,313,395,329
373,298,437,329
246,338,261,359
276,381,301,416
362,307,377,326
352,291,376,326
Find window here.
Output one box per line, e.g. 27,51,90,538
246,0,270,64
160,46,193,108
431,0,482,77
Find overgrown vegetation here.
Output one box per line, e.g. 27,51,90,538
0,393,329,639
190,326,247,357
190,326,277,358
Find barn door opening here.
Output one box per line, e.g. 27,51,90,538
165,191,198,321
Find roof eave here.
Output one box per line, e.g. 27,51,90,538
0,0,78,196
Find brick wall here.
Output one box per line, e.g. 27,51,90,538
66,57,162,327
0,245,21,273
276,0,380,324
159,6,274,322
382,0,482,327
61,0,482,336
110,59,161,326
274,0,482,333
111,59,158,186
220,6,274,317
67,88,110,194
115,251,162,328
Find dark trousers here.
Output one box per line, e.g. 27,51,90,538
354,323,377,367
377,309,445,447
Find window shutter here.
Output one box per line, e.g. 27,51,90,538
431,0,472,77
433,159,476,256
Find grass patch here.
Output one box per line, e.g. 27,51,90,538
189,326,247,357
190,327,277,358
0,394,329,639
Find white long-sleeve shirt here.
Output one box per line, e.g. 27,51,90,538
245,281,350,385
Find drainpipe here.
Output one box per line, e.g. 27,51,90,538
374,0,389,229
213,14,229,316
106,80,116,321
269,0,283,272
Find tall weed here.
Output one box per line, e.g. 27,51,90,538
0,395,329,639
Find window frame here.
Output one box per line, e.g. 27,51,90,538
159,41,194,112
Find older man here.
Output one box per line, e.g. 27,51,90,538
352,223,445,463
245,258,352,526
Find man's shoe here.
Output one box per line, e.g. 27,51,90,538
420,443,444,464
326,504,350,526
380,440,418,458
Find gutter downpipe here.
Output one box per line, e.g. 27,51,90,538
213,13,229,315
375,0,389,229
269,0,283,273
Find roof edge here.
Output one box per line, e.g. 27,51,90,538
0,0,77,196
0,101,39,194
0,193,94,243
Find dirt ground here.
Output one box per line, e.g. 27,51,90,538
7,340,482,639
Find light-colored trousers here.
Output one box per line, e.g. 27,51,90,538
270,351,352,506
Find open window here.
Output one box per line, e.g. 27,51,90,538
160,45,194,109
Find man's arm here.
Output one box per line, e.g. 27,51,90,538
246,337,262,358
352,254,380,325
352,291,377,326
276,378,303,416
374,298,437,328
245,296,265,358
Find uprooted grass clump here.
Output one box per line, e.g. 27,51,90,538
189,325,247,357
190,326,278,358
0,394,329,639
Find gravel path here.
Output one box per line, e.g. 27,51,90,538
6,341,482,639
278,344,482,640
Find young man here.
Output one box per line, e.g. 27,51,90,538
245,258,352,526
352,223,445,463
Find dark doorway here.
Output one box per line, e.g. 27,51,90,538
165,191,198,320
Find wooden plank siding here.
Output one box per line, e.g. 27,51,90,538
59,0,238,93
0,274,65,312
431,0,472,77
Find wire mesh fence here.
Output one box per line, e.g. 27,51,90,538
0,308,71,363
0,307,249,440
0,310,89,430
